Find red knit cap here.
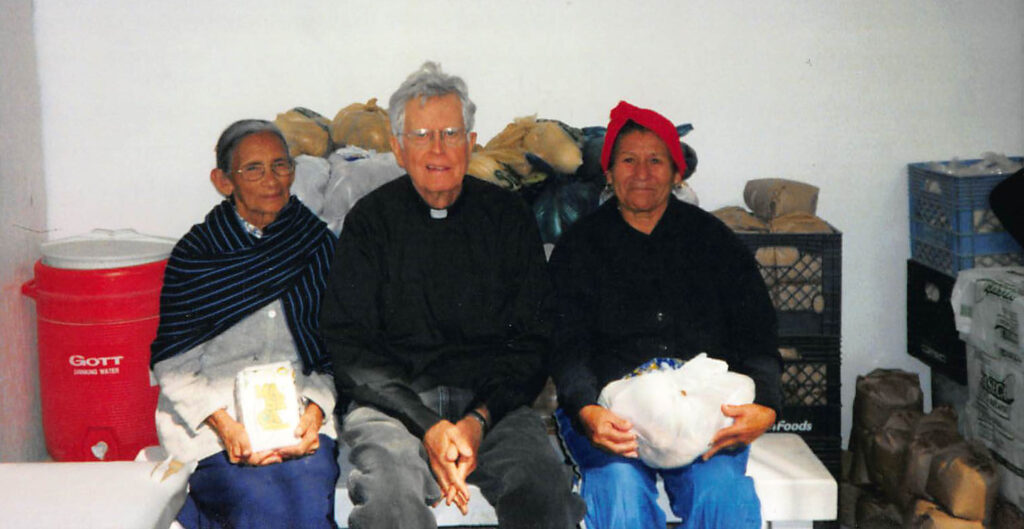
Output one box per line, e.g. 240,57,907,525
600,101,687,176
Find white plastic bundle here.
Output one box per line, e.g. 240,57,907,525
321,146,405,235
291,155,331,215
597,354,755,468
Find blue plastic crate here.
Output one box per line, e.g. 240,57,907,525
908,158,1024,275
908,157,1023,234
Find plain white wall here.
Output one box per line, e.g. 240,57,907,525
32,0,1024,447
1,0,48,462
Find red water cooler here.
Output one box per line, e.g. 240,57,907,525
22,229,175,461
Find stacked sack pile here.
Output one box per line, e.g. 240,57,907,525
843,369,1024,528
712,179,844,478
270,100,695,246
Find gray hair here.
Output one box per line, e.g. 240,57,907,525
387,61,476,143
215,119,289,173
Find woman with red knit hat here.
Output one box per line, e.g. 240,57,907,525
548,101,781,528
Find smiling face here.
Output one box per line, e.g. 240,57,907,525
389,93,477,209
210,131,294,229
607,129,682,231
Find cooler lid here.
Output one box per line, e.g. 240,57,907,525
40,229,176,270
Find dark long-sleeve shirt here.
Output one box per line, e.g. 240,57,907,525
320,175,550,437
548,197,782,422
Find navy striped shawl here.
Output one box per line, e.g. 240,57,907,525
150,197,336,375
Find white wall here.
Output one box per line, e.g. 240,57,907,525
1,0,48,461
33,0,1024,447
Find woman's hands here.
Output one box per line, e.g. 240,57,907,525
703,403,776,460
578,404,638,458
205,409,280,466
206,401,324,466
276,401,324,460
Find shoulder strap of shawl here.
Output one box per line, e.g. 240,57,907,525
150,197,336,374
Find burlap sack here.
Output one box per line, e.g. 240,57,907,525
712,206,769,233
868,409,923,504
743,178,819,220
926,442,1000,524
330,98,391,154
769,212,834,234
903,429,965,503
849,369,924,485
521,119,583,175
274,108,333,158
856,487,903,528
907,499,985,529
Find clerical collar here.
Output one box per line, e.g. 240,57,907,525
429,208,448,219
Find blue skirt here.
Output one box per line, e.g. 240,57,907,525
177,434,340,529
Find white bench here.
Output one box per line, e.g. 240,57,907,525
0,433,835,528
334,433,838,528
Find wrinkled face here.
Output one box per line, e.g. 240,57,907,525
607,130,682,218
389,93,476,209
211,131,293,229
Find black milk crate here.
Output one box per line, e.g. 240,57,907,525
773,336,842,438
908,158,1024,276
906,259,966,384
735,229,842,337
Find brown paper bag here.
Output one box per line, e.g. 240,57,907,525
907,499,985,529
769,212,833,234
712,206,769,233
868,409,923,504
743,178,820,220
926,442,1000,524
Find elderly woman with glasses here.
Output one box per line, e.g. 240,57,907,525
150,120,340,528
548,102,782,528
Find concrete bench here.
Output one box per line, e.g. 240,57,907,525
333,433,838,528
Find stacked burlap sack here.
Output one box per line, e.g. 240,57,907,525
282,100,698,244
844,369,1004,528
712,179,833,314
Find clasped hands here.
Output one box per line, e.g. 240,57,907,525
422,408,487,515
206,401,324,466
579,402,776,460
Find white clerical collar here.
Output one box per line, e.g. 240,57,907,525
429,208,448,219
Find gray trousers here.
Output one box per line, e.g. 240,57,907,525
340,388,585,529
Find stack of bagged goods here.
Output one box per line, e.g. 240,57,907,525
467,115,591,244
285,99,403,235
848,369,924,487
951,266,1024,517
844,368,1007,527
712,179,834,315
468,115,584,190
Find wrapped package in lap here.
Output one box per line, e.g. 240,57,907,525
598,354,755,469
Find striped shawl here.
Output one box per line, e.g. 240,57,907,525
150,197,336,374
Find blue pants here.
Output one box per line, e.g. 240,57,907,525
556,409,761,529
177,434,340,529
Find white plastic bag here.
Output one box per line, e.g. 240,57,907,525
597,354,755,468
322,146,404,235
291,155,331,215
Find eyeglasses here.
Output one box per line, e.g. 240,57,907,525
234,159,295,182
400,127,468,148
